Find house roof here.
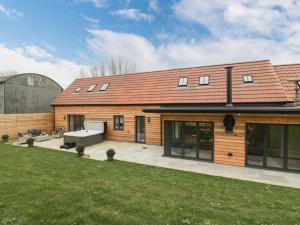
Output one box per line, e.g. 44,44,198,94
274,64,300,100
52,59,295,106
0,75,14,83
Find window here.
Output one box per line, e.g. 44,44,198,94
297,81,300,88
114,115,124,130
243,75,253,83
199,75,209,85
69,115,84,132
87,84,96,92
74,87,81,93
178,77,188,87
100,83,109,91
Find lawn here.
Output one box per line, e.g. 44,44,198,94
0,143,300,225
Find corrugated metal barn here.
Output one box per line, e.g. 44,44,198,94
0,73,63,114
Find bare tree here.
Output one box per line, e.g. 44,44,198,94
79,67,90,78
0,70,18,77
91,56,136,77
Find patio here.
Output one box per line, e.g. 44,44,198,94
30,138,300,189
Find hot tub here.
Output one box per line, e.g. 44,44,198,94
63,121,105,147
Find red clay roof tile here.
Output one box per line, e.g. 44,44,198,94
52,60,295,106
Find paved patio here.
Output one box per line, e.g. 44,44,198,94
22,138,300,189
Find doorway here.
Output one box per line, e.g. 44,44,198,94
136,116,145,143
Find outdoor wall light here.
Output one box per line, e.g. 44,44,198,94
64,115,67,120
228,152,233,157
147,117,151,122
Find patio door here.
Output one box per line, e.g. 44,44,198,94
136,116,145,143
166,121,214,161
69,115,84,132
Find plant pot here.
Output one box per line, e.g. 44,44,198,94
107,155,114,161
2,138,8,143
28,143,34,148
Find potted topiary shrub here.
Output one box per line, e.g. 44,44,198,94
1,134,9,143
26,138,34,147
106,148,116,161
76,145,85,157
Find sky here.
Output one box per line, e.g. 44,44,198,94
1,0,300,87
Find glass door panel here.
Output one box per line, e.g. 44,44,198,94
69,115,84,132
246,124,264,166
170,121,183,156
265,125,284,169
136,116,145,143
199,123,213,160
183,122,197,158
287,126,300,171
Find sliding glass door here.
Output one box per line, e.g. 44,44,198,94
246,123,300,171
69,115,84,132
168,121,213,161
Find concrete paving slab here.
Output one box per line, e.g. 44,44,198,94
15,138,300,189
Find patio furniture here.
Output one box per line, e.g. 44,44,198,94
27,129,51,142
52,127,64,138
17,132,30,145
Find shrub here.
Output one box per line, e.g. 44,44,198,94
26,138,34,147
1,134,9,143
76,145,85,157
106,148,116,161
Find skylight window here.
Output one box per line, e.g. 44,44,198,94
178,77,188,87
87,84,96,92
74,87,81,93
199,75,209,85
100,83,109,91
243,75,253,83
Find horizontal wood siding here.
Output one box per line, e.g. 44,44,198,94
0,113,53,140
162,113,300,167
54,106,161,145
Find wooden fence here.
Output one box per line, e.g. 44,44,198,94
0,113,54,140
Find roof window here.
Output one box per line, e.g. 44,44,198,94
243,75,253,83
87,84,96,92
100,83,109,91
178,77,188,87
297,81,300,88
74,87,81,93
199,75,209,85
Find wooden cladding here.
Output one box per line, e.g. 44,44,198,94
0,113,54,140
162,113,300,167
54,106,161,145
54,106,300,167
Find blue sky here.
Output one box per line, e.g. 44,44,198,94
1,0,300,87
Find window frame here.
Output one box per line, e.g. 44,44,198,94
243,75,253,83
199,75,210,86
178,77,188,87
74,87,82,93
114,115,124,130
100,83,109,91
87,84,96,92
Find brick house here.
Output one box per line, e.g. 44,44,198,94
52,60,300,172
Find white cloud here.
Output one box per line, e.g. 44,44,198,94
173,0,300,39
74,0,106,8
80,14,99,27
112,8,154,23
15,45,53,60
149,0,160,13
0,44,87,88
86,28,300,73
0,3,23,19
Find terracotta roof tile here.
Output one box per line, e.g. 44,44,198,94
52,60,292,106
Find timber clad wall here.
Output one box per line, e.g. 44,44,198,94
54,105,300,167
0,113,53,140
54,106,161,145
163,113,300,166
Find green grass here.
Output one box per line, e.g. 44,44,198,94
0,143,300,225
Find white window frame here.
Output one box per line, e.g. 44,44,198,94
178,77,188,86
199,75,209,85
100,83,109,91
87,84,96,92
74,87,81,93
243,75,253,83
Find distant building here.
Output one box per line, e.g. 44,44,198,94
0,73,63,114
